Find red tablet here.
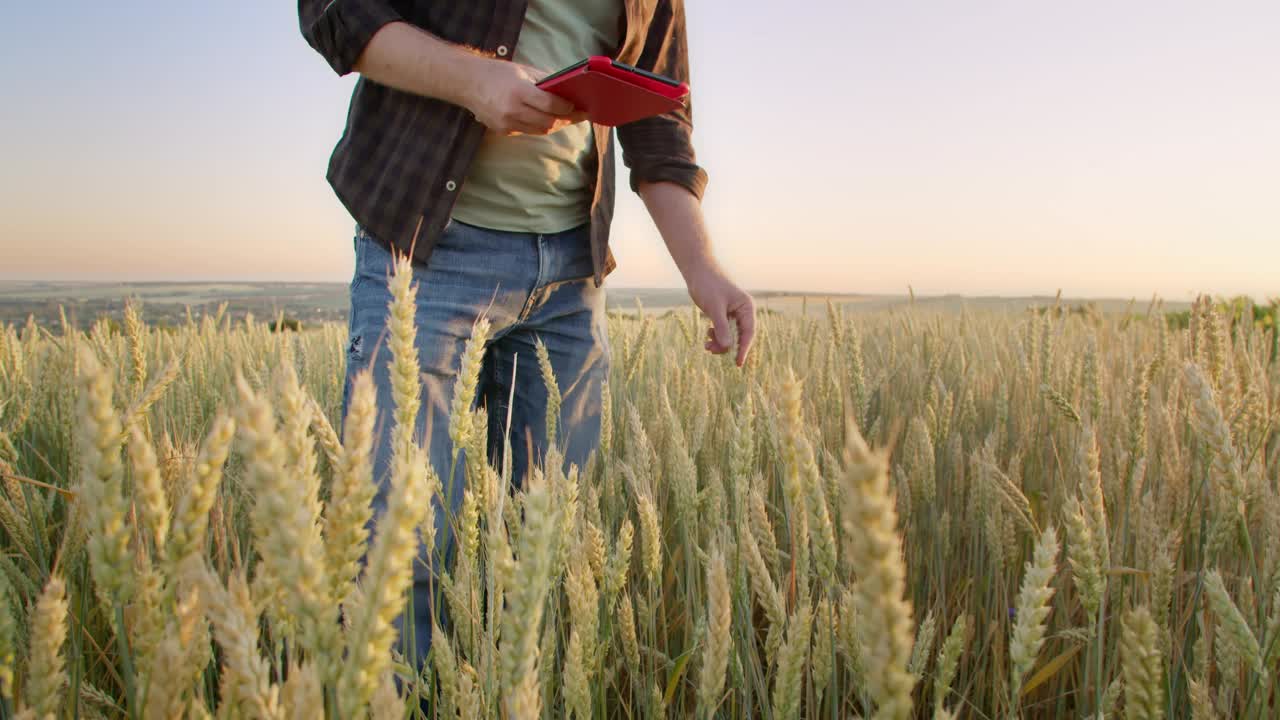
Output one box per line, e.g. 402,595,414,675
536,56,689,127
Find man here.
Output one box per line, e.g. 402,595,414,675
298,0,754,664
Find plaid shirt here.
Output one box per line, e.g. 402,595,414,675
299,0,707,287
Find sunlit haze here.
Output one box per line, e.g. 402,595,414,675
1,1,1277,299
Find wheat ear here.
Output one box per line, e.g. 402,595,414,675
338,441,432,717
323,369,378,605
498,471,560,720
1121,606,1165,720
76,347,136,608
771,600,812,720
166,413,235,575
25,575,67,719
841,429,916,720
1204,571,1264,676
698,548,732,718
127,425,169,552
1009,526,1060,701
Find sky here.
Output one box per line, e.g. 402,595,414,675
1,1,1277,299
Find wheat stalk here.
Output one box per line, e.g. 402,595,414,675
166,413,235,575
450,317,491,450
698,548,732,718
1121,606,1164,720
1009,526,1060,702
323,369,377,606
25,574,67,718
498,471,560,720
0,575,14,703
234,373,336,671
933,613,970,716
840,429,915,720
771,600,812,720
1204,571,1264,676
127,425,169,552
76,346,136,608
200,567,281,719
338,440,432,716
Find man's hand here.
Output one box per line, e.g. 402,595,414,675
638,181,756,367
351,22,585,136
686,263,756,367
465,60,588,136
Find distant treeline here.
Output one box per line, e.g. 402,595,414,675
1162,296,1277,330
1029,295,1277,330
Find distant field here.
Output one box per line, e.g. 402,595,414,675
0,281,350,329
0,280,1191,330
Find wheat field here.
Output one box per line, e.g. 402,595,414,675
0,261,1276,719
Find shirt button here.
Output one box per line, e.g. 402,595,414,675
445,180,458,191
496,45,509,57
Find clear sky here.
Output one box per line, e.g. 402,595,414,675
1,1,1277,299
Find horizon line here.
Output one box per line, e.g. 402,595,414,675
0,279,1250,305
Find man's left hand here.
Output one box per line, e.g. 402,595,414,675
686,264,755,367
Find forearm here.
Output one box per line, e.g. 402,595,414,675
639,181,721,280
352,21,486,108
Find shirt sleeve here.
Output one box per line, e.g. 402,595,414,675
299,0,404,76
615,0,709,199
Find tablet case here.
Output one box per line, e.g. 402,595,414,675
537,56,689,127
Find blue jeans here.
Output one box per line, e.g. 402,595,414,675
341,220,609,666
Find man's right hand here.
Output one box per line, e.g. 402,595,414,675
465,59,588,136
350,23,587,136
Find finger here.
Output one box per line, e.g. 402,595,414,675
706,307,733,355
502,120,551,136
546,116,581,134
510,108,560,135
703,327,721,353
731,300,756,367
520,85,576,116
710,308,733,350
